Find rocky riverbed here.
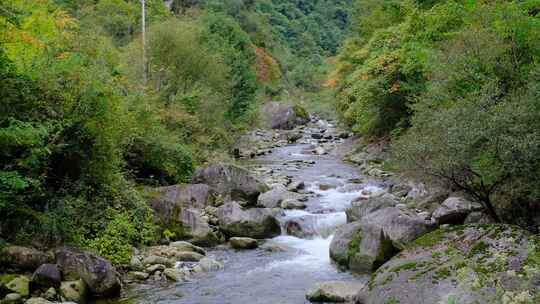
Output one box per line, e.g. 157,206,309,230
1,107,539,304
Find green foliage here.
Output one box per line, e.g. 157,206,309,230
202,12,258,119
0,0,355,260
87,206,155,265
334,0,540,226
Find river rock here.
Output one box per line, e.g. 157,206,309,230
403,184,449,212
287,181,305,192
0,246,50,271
24,298,53,304
146,264,165,274
6,276,29,297
148,184,220,246
130,271,149,281
43,287,56,301
285,216,318,238
349,207,433,273
150,184,217,209
197,258,224,272
346,193,397,223
129,256,143,271
30,264,61,290
358,225,540,304
315,147,326,155
229,237,258,250
464,211,495,224
259,241,291,253
169,241,206,255
59,280,87,304
257,185,298,208
432,196,484,225
217,202,281,239
306,281,364,303
281,199,306,210
329,222,363,269
163,268,186,282
193,163,269,205
55,247,120,297
261,102,309,130
141,255,174,267
180,208,222,246
3,293,22,304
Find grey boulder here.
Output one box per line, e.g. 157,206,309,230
261,102,309,130
55,247,120,297
31,264,61,290
346,193,397,223
257,185,298,208
331,208,432,274
0,246,50,271
217,202,281,239
193,163,269,205
432,196,484,225
358,225,540,304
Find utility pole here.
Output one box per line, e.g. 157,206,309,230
141,0,147,85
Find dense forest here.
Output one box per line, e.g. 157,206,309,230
1,1,540,304
0,0,353,263
332,0,540,229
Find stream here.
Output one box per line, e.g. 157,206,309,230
123,127,378,304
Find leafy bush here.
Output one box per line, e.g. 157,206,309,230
87,206,156,265
334,0,540,226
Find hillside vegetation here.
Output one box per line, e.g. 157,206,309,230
0,0,352,263
331,0,540,228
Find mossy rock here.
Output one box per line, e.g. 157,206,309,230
293,104,309,120
359,224,540,304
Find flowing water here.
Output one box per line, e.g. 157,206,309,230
124,141,376,304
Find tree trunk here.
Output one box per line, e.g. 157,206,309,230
141,0,147,84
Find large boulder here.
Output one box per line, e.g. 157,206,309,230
193,164,269,205
179,208,222,246
150,184,217,209
403,184,450,212
55,247,120,297
197,258,224,272
257,185,299,208
216,202,281,239
30,264,61,290
148,184,220,245
0,246,50,271
261,102,309,130
306,281,364,303
358,225,540,304
346,193,397,223
331,208,433,274
432,196,484,225
329,222,363,269
350,208,433,273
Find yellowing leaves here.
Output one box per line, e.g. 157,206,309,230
389,83,401,93
0,0,78,69
54,11,78,30
254,47,281,83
